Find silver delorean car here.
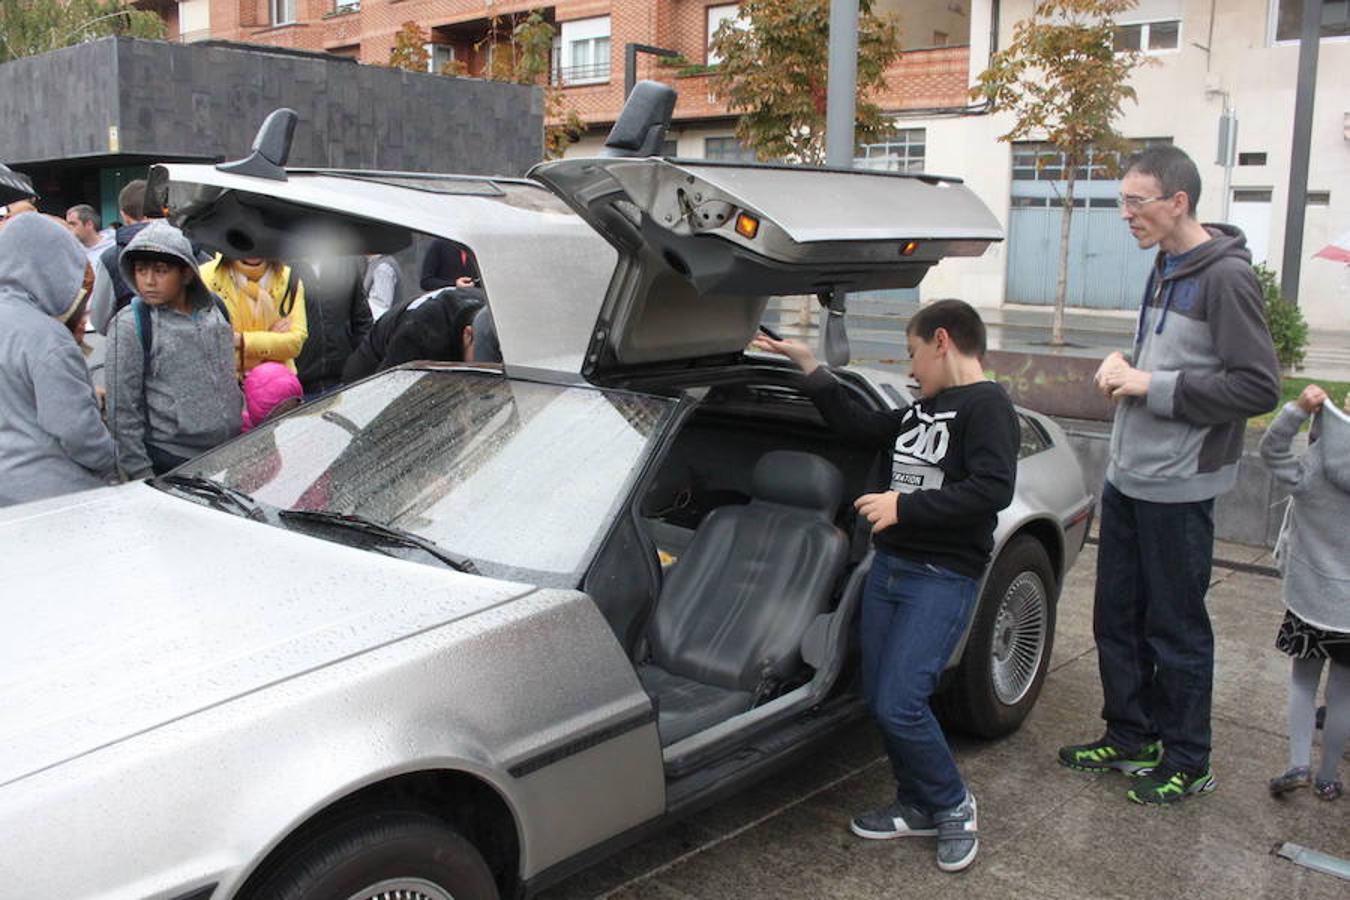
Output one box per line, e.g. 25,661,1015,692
0,87,1092,899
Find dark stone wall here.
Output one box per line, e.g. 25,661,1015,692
0,41,121,163
1,37,543,177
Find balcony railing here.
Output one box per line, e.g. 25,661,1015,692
551,62,610,87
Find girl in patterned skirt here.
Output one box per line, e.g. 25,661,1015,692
1259,384,1350,801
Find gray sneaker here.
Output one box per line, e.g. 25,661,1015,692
933,792,978,873
849,800,938,839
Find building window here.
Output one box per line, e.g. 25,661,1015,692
704,136,758,162
660,139,679,158
334,0,360,12
1238,152,1268,166
706,4,744,65
425,43,455,74
855,128,926,173
271,0,297,26
1274,0,1350,41
555,16,611,86
1113,19,1181,52
1308,191,1331,205
1011,138,1170,182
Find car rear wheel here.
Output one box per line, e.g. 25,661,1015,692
936,535,1057,739
249,811,498,900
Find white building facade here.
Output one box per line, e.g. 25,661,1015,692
570,0,1349,328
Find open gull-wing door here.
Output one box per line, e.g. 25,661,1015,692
529,157,1003,382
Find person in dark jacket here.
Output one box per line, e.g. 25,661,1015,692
419,239,480,291
292,256,373,397
378,288,485,371
89,179,151,335
1059,145,1281,806
754,300,1018,873
341,286,485,381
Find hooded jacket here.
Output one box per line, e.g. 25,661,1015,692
1107,224,1281,503
88,220,151,335
0,215,115,506
1260,402,1350,633
198,255,309,373
106,222,242,479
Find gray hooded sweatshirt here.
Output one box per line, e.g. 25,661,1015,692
1107,224,1281,502
0,214,115,506
106,221,242,478
1260,402,1350,633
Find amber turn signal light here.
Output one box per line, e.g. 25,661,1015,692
900,240,919,256
735,213,759,239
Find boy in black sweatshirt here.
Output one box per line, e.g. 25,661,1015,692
754,299,1018,873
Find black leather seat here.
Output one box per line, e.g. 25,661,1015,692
638,450,848,745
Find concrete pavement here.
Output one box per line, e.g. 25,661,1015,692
541,543,1349,900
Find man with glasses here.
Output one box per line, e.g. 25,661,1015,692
1058,145,1280,804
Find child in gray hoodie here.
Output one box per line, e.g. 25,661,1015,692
1260,385,1350,801
0,214,115,505
106,221,243,478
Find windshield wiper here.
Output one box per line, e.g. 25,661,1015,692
154,473,265,521
278,509,480,575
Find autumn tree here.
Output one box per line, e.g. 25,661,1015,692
709,0,901,165
972,0,1148,345
386,21,431,73
0,0,164,62
387,12,583,160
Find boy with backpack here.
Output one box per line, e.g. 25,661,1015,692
106,221,243,478
753,299,1019,873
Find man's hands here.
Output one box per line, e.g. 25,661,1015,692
750,333,821,375
1095,350,1152,400
1296,384,1328,415
855,491,899,533
455,276,476,288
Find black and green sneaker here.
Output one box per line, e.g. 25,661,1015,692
1057,738,1162,775
1126,767,1216,805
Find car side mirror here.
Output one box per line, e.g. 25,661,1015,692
600,81,677,158
216,108,298,181
0,161,36,205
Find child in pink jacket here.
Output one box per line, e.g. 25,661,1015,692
241,362,303,432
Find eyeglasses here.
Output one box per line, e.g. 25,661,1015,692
1119,194,1172,211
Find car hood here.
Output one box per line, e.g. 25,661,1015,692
0,483,536,788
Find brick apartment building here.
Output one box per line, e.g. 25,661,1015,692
148,1,979,161
132,1,1347,326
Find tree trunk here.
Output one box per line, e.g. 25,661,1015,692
1052,175,1075,346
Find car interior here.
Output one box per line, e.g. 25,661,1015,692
582,371,891,756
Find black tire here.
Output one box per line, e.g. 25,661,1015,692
936,535,1058,739
248,811,499,900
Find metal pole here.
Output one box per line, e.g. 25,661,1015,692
624,43,680,99
625,43,638,99
1280,0,1320,304
824,0,860,168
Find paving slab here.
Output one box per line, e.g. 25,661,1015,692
541,555,1350,900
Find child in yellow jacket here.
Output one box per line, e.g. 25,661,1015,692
199,255,308,374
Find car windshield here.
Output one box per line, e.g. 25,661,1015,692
179,370,676,586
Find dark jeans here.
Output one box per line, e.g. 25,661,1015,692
1094,481,1215,774
861,551,979,813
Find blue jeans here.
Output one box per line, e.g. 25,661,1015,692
1094,481,1215,774
861,550,979,813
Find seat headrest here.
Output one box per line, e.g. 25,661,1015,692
751,451,843,516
